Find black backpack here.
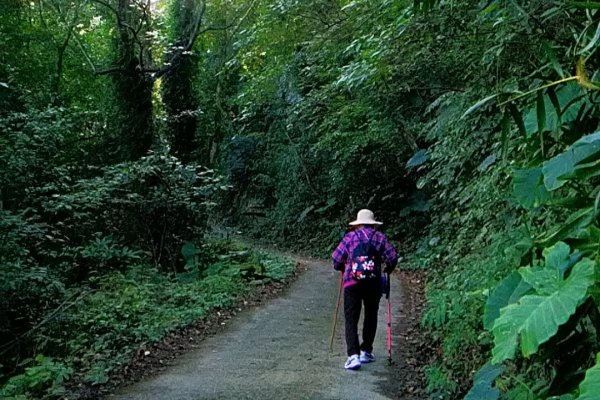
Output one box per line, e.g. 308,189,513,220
349,231,381,280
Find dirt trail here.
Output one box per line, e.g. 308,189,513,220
110,257,419,400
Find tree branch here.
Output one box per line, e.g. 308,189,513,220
95,66,127,75
150,1,207,79
151,0,258,79
89,0,145,47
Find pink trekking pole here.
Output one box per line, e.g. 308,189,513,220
385,273,392,365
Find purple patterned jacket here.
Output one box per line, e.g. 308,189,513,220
331,226,398,288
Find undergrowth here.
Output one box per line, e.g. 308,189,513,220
0,239,295,400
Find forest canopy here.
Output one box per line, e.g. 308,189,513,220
1,0,600,399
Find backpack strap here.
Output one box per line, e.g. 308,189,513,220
356,229,382,271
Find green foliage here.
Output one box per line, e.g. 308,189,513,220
0,107,104,208
464,362,505,400
2,0,600,398
385,0,600,396
0,356,72,399
218,0,422,247
491,244,595,363
37,152,224,271
43,265,245,385
512,168,551,209
78,237,142,272
483,272,532,331
542,131,600,191
2,242,294,397
425,365,459,398
202,247,295,282
577,354,600,400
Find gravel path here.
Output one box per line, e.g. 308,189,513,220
110,257,404,400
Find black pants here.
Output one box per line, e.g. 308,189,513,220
343,279,381,356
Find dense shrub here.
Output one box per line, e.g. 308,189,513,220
0,151,225,383
34,153,224,273
1,241,295,398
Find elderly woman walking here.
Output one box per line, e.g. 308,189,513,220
332,209,398,370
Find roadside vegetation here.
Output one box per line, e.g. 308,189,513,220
1,0,600,399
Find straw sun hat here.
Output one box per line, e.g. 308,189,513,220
349,209,383,226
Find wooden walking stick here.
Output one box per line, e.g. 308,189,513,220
329,273,344,352
385,272,392,365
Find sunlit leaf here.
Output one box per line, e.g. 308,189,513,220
578,353,600,400
484,271,532,331
492,257,595,363
542,131,600,190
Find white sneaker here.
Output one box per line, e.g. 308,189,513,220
344,354,361,370
359,351,375,363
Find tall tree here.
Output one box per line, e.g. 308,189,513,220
90,0,244,161
162,0,256,164
88,0,155,160
162,0,204,162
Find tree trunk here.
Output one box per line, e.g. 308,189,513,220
111,0,154,161
162,0,199,162
51,28,72,105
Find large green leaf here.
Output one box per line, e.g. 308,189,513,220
556,83,589,126
518,243,582,295
464,362,505,400
523,94,558,137
543,241,583,277
491,258,595,364
543,242,571,272
577,353,600,400
569,158,600,182
512,168,551,209
484,271,532,331
542,131,600,191
519,267,561,296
